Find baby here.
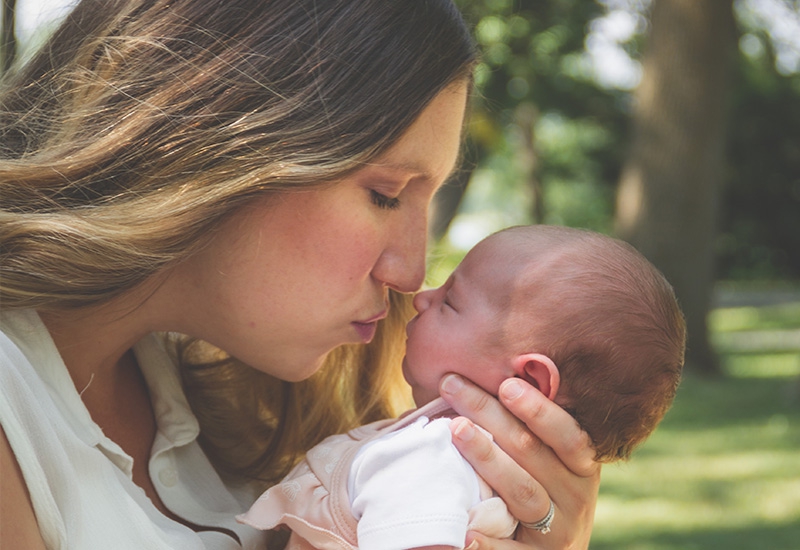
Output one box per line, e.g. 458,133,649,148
238,225,686,550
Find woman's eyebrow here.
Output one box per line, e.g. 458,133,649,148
368,159,459,183
367,162,432,181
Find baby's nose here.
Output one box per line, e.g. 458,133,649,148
412,288,435,313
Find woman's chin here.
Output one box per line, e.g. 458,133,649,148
251,355,327,382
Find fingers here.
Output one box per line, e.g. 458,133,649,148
441,373,600,550
464,531,531,550
498,378,598,478
451,417,552,525
441,374,578,479
441,374,552,524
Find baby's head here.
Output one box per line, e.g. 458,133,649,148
403,225,685,462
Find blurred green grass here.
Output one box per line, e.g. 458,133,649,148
590,296,800,550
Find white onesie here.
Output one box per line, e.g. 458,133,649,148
238,398,518,550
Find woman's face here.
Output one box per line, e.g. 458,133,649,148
170,82,468,380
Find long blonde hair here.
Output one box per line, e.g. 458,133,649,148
1,0,476,482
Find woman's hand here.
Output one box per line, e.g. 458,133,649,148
439,374,600,550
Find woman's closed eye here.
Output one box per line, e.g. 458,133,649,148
370,189,401,210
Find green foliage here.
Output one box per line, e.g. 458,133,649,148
535,113,616,230
718,31,800,280
453,0,800,284
453,0,628,243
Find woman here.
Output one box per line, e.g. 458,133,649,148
0,1,600,548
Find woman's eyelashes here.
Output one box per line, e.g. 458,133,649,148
369,189,401,210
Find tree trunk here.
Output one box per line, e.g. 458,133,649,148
1,0,18,74
431,136,486,242
431,165,471,242
615,0,736,376
514,103,544,224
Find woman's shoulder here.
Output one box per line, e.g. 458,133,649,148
0,309,62,393
0,309,85,409
0,309,51,353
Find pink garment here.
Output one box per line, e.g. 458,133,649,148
237,398,517,550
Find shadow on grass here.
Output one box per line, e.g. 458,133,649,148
592,301,800,550
659,371,800,432
590,522,800,550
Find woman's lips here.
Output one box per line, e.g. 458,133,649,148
352,310,387,343
352,321,378,343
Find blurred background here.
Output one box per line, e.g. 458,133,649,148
437,2,800,547
438,2,800,548
3,0,799,548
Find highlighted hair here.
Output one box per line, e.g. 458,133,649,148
1,0,476,482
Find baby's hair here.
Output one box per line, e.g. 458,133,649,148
500,226,686,462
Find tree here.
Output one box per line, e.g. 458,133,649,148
1,0,18,74
718,9,800,281
440,0,619,240
615,0,737,376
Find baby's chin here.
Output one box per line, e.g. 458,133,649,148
402,357,439,406
411,386,439,408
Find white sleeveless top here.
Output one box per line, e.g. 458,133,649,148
0,309,268,550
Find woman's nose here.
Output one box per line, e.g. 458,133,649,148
372,215,428,294
375,251,426,294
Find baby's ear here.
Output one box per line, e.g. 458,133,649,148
511,353,560,401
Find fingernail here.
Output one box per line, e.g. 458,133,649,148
441,374,464,396
453,418,475,442
464,538,479,550
500,379,523,400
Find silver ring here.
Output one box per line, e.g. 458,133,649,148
519,500,555,534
